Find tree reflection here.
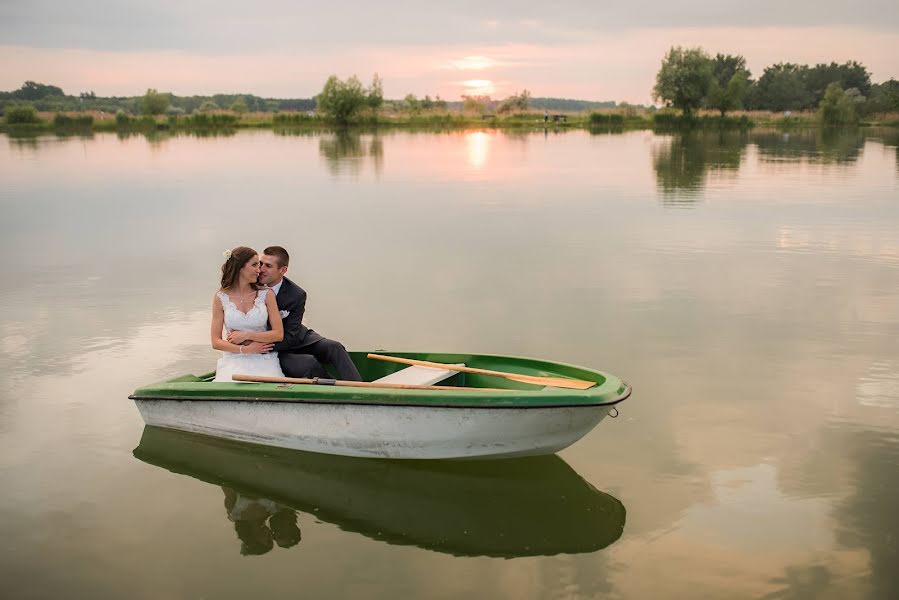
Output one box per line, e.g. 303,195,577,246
831,427,899,599
318,130,384,176
652,131,748,202
752,129,865,164
762,564,833,600
6,131,42,150
112,129,238,144
878,130,899,174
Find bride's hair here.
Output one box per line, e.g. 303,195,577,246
220,246,260,290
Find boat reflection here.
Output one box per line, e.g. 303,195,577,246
133,426,626,558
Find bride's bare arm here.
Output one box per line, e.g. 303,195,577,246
211,293,250,353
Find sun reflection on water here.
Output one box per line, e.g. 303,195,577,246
465,130,490,169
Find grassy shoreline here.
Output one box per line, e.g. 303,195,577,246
3,109,898,134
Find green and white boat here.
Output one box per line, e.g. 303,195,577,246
129,351,631,460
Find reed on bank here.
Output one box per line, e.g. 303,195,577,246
4,107,899,133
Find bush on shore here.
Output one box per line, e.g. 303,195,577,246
5,104,41,125
589,112,625,126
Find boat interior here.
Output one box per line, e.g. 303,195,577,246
182,352,607,391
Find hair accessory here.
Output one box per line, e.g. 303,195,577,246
222,249,232,259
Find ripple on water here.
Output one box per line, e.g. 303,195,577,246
856,361,899,409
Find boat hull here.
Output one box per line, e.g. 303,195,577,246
134,398,610,459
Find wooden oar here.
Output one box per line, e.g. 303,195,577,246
366,354,597,390
232,374,509,392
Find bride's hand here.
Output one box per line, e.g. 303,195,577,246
243,341,274,354
227,331,251,344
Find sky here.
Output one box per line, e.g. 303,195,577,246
1,0,898,104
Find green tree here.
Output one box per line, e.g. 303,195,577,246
14,81,64,100
803,61,871,107
403,93,422,113
198,100,219,112
142,88,170,115
316,75,368,124
498,89,531,113
367,73,384,115
462,95,489,114
819,83,858,126
230,98,248,113
865,79,899,114
754,63,810,111
653,47,714,118
705,54,751,116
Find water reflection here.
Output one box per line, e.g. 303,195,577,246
652,131,748,201
650,129,881,198
831,425,899,599
465,131,490,168
762,564,834,600
318,131,384,176
222,487,301,555
113,128,239,144
133,426,626,558
6,131,43,150
753,129,865,164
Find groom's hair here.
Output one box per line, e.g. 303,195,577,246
264,246,290,268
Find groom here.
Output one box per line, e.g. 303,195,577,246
247,245,362,381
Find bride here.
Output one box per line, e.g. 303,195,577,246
212,246,285,382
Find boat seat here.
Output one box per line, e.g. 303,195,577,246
372,364,463,386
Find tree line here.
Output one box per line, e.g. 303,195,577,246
653,47,899,123
0,82,316,115
2,78,637,123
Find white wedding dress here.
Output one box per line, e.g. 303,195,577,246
213,289,285,382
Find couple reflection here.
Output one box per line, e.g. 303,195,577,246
134,426,626,559
222,487,301,555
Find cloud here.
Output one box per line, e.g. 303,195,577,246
1,1,897,53
1,25,897,103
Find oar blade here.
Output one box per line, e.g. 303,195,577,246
507,373,597,390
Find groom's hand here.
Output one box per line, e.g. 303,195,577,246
244,341,274,354
227,331,252,344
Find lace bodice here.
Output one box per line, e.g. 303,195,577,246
218,289,270,333
213,288,283,382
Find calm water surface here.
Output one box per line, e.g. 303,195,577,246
1,128,897,599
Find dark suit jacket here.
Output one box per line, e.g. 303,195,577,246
271,277,323,353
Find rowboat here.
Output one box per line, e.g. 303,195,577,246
129,351,631,459
133,426,626,557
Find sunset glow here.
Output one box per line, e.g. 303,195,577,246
448,55,498,71
465,131,490,169
462,79,496,96
0,3,896,103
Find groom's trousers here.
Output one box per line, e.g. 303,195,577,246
279,338,362,381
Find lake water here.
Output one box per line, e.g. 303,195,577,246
1,127,897,599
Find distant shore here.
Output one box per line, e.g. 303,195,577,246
2,109,898,134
